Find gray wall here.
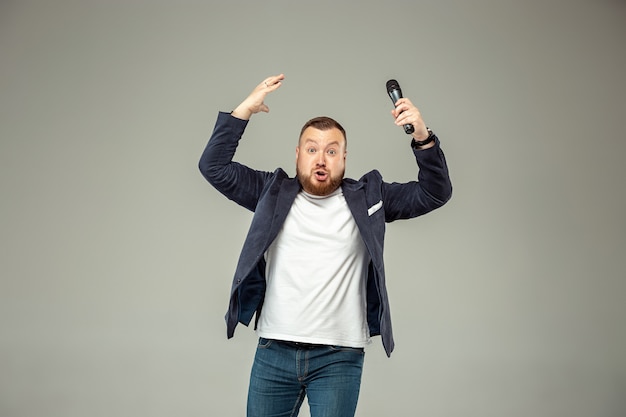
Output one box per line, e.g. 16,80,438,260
1,1,625,416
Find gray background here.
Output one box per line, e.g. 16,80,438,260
1,0,625,416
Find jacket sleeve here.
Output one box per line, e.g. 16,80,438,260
382,135,452,222
199,112,273,212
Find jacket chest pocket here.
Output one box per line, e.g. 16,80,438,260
367,200,383,216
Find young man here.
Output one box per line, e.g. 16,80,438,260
199,74,452,417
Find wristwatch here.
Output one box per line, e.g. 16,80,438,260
411,128,435,149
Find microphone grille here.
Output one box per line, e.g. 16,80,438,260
386,79,400,92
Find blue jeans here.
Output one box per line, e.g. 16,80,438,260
247,338,365,417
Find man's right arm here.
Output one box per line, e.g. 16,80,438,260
198,112,272,212
198,74,285,211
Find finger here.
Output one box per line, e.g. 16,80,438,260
392,98,404,108
264,73,285,89
397,111,421,127
395,113,411,126
392,108,408,121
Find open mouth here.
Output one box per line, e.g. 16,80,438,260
314,170,328,181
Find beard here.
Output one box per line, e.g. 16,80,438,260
296,166,344,196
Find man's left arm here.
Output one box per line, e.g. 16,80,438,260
383,98,452,221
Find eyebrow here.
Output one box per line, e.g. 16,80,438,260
303,139,340,147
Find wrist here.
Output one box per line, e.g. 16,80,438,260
411,128,435,149
231,107,252,120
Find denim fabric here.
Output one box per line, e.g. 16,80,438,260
247,338,365,417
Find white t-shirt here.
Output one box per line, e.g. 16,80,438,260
257,188,372,348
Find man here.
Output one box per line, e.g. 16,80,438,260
199,74,452,417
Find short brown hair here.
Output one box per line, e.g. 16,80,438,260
299,116,347,147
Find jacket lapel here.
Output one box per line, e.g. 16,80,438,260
267,178,301,243
342,181,377,254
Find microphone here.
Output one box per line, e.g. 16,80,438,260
386,79,414,134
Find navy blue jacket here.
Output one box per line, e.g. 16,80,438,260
199,112,452,356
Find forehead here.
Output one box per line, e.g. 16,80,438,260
299,127,346,147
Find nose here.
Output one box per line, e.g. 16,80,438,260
315,152,326,166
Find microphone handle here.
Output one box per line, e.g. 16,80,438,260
389,89,414,134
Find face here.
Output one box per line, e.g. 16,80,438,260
295,127,346,196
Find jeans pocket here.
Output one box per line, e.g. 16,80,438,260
257,337,273,349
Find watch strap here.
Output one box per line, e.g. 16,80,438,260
411,128,435,148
